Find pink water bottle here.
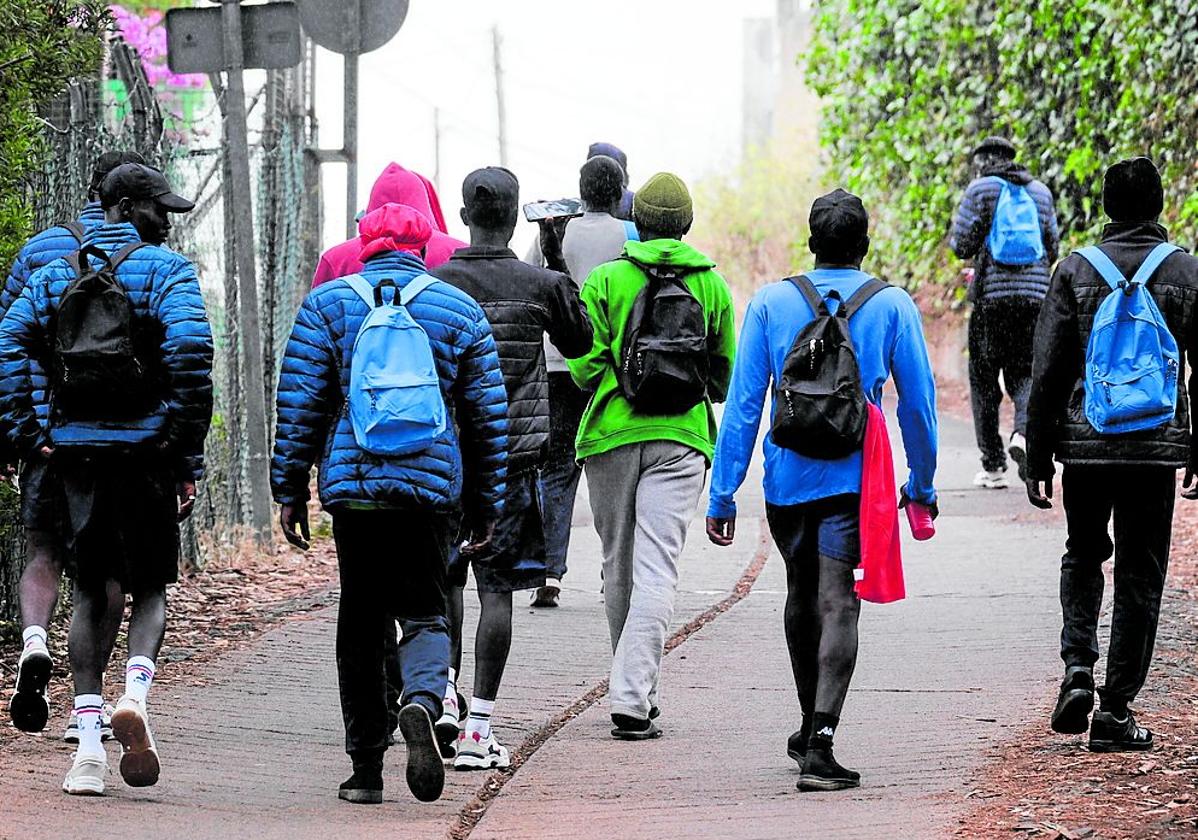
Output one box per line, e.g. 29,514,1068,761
905,502,936,541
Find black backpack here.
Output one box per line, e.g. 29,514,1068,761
770,274,889,459
53,242,148,417
619,258,709,414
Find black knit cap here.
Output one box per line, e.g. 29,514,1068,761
809,188,869,254
1103,157,1164,222
973,136,1016,159
89,150,146,195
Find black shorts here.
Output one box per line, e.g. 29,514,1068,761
57,449,181,593
19,455,66,534
449,469,547,594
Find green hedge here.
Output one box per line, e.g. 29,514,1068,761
806,0,1198,288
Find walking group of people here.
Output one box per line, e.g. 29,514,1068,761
2,133,1192,809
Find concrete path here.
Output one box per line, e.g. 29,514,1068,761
0,411,1066,840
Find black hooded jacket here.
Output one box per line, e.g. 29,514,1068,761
433,245,593,474
1026,221,1198,477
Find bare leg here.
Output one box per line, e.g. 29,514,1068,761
471,590,513,701
19,530,62,630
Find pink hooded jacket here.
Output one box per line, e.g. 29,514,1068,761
311,163,466,288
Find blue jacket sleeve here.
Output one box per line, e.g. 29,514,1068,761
271,294,339,505
0,282,50,456
708,297,771,519
890,296,938,504
949,179,990,261
151,258,214,482
0,245,33,317
453,312,509,523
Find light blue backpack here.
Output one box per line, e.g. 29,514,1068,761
986,178,1045,265
343,274,447,455
1078,242,1181,435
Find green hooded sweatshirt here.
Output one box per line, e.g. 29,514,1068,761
569,238,737,463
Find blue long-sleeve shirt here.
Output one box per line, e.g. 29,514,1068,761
708,269,938,518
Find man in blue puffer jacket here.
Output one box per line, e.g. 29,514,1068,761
0,163,213,796
1,150,144,747
951,136,1059,489
271,202,508,805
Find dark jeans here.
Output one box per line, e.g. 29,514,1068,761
1060,465,1175,706
541,372,589,581
969,297,1041,471
333,509,451,757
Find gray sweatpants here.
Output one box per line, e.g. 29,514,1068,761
585,441,707,720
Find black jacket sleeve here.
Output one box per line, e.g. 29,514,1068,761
1026,258,1083,480
544,271,594,361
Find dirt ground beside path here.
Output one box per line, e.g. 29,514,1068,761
956,491,1198,839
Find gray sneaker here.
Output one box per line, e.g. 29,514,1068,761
62,753,108,796
64,703,115,744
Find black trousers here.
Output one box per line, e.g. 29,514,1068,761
969,297,1041,471
333,509,451,757
1060,465,1175,706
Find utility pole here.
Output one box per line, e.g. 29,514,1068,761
492,24,508,167
433,106,442,194
343,0,361,239
219,0,274,544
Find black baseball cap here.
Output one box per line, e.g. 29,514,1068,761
809,188,869,246
461,166,519,208
89,151,146,195
99,163,195,212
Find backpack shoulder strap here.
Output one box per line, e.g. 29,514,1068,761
400,274,440,306
107,242,146,272
61,221,86,243
1077,246,1128,292
842,277,890,320
786,275,829,317
343,274,377,309
1129,243,1182,286
622,220,640,242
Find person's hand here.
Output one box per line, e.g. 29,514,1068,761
37,445,53,459
706,516,735,546
1182,465,1198,501
537,217,568,273
280,502,311,550
177,480,198,522
899,489,940,519
460,520,496,558
1026,477,1054,510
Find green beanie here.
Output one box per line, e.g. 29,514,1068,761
633,172,693,234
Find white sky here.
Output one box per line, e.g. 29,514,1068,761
312,0,776,253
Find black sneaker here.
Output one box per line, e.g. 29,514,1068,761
9,642,53,733
399,703,446,802
787,719,812,764
798,746,861,791
1089,710,1153,753
339,757,383,805
611,713,662,741
1050,666,1095,735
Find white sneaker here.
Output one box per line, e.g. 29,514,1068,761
64,703,115,743
10,637,53,733
435,693,462,758
62,752,108,796
110,696,160,787
453,730,510,771
973,469,1010,489
1008,433,1028,480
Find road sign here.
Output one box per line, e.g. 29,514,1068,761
166,2,302,74
296,0,408,55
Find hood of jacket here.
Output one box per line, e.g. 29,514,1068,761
623,239,716,271
366,163,449,233
982,160,1034,186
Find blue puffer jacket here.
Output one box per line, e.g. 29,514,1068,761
271,250,509,519
0,222,214,481
1,202,105,317
950,164,1060,301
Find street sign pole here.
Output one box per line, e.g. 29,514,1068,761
220,0,274,544
343,0,359,240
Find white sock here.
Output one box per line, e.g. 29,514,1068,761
125,656,155,704
22,625,47,650
442,668,458,709
74,694,105,759
466,697,494,741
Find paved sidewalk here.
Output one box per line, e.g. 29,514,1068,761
0,411,1066,840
